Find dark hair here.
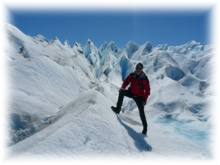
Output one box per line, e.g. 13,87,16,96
136,63,143,69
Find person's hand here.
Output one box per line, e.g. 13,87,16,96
119,88,125,93
142,100,146,106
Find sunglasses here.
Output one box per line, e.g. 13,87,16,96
136,67,143,70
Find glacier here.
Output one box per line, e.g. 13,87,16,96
3,23,216,162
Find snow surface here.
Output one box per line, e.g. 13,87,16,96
2,23,218,164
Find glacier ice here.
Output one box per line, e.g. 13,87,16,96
4,23,214,159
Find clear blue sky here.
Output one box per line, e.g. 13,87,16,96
8,9,211,48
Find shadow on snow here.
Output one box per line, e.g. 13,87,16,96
117,116,152,152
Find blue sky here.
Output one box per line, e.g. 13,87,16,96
8,9,211,48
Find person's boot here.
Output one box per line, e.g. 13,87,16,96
142,127,147,135
111,106,121,114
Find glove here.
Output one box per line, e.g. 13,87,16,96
142,100,147,106
119,88,125,93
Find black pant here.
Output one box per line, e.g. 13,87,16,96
116,90,148,130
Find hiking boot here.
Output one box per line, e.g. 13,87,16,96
142,128,147,135
111,106,120,114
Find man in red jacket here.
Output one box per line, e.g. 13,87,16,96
111,63,150,135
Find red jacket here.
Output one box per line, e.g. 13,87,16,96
121,71,150,101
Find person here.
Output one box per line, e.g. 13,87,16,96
111,63,150,135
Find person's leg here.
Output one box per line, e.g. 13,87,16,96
114,90,133,113
134,97,148,134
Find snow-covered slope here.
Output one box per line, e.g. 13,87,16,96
4,23,215,160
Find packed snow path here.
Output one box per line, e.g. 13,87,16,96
7,86,211,159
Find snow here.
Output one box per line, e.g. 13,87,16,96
2,23,219,164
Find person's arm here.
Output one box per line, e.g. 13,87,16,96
121,74,132,90
143,79,150,101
